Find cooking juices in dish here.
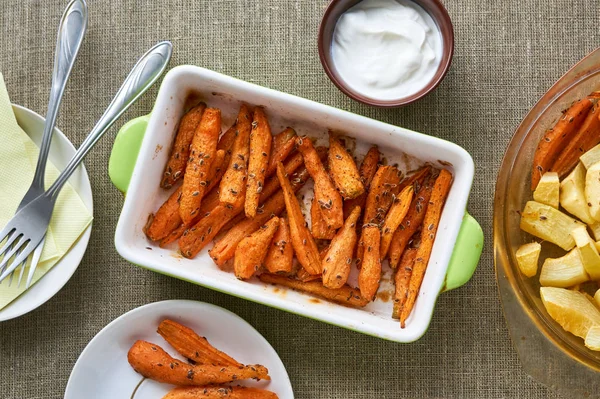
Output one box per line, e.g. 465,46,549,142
331,0,442,101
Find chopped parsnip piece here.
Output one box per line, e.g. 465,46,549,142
585,325,600,351
515,242,541,277
585,162,600,221
540,287,600,339
520,201,582,250
571,225,600,280
560,163,595,224
580,143,600,170
533,172,559,208
539,249,589,287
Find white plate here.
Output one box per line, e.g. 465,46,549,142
0,105,93,322
65,300,294,399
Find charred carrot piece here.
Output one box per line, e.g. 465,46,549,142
267,127,297,176
234,216,280,280
297,136,344,229
163,386,279,399
245,107,272,218
127,340,269,386
259,274,368,307
310,197,337,240
322,206,361,288
400,169,453,328
276,162,322,275
328,134,364,199
380,185,414,258
392,241,418,319
343,146,380,219
358,224,382,302
146,187,183,242
551,100,600,178
265,218,294,274
162,103,206,189
157,319,241,367
219,104,252,208
532,98,594,189
180,108,221,225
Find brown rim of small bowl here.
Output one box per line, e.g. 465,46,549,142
318,0,455,108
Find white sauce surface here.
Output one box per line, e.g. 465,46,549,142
331,0,443,100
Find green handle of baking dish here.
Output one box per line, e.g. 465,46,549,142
109,115,483,289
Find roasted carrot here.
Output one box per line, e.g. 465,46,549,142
380,185,414,258
259,274,369,307
205,149,226,193
160,223,188,247
310,197,337,240
127,340,269,385
219,104,252,207
343,146,380,218
209,168,311,266
157,319,241,367
179,204,239,259
328,134,364,199
162,103,206,189
163,386,279,399
392,241,418,319
267,127,297,176
322,206,361,288
265,218,294,274
180,108,221,225
358,224,382,302
146,187,183,242
531,98,594,189
234,216,280,280
388,175,434,268
551,100,600,178
276,162,322,275
400,169,453,328
245,107,272,218
297,136,344,229
296,267,321,282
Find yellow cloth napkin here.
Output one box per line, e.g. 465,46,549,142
0,73,93,310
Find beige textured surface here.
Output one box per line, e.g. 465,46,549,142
0,0,599,398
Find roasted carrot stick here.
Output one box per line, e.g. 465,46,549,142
259,274,369,307
310,197,337,240
392,240,418,319
160,223,188,248
276,162,322,275
157,319,241,367
162,103,206,189
219,104,252,208
296,267,321,282
209,168,310,266
234,216,280,280
322,206,361,288
267,127,297,176
328,134,364,199
531,98,594,189
205,149,226,193
343,146,380,218
297,136,344,229
163,386,279,399
146,187,183,242
400,169,453,328
551,100,600,178
180,108,221,225
265,218,294,274
380,185,414,258
179,204,239,259
358,224,381,302
245,107,272,218
127,340,269,385
388,175,434,268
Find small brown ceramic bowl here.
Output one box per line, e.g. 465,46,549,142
318,0,454,107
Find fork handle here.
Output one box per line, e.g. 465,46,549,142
31,0,87,188
46,41,172,202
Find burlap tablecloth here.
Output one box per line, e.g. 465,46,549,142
1,1,598,398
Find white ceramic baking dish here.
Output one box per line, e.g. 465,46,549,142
110,65,483,343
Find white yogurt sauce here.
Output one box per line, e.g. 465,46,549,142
331,0,443,100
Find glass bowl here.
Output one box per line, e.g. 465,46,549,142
495,48,600,398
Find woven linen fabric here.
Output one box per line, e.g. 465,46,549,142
1,1,599,398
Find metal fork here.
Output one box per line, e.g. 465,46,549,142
0,0,88,288
0,41,173,285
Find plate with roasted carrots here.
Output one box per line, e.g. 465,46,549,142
111,66,483,343
65,300,292,399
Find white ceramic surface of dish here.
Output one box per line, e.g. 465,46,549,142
64,300,293,399
0,105,93,322
112,66,481,343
